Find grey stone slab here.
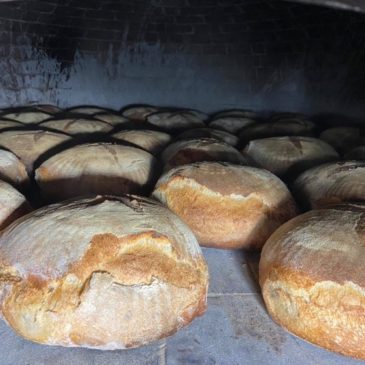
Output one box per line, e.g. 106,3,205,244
202,248,259,294
0,320,163,365
165,294,364,365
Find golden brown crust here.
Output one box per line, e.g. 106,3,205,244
0,195,208,349
260,204,365,359
153,162,297,249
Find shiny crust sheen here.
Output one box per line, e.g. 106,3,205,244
0,195,208,349
152,162,297,249
259,204,365,359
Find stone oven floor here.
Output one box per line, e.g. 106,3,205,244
0,248,362,365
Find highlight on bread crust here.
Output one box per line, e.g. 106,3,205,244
147,111,204,131
161,138,247,171
0,149,30,189
259,203,365,359
0,180,31,229
0,111,52,124
121,106,159,121
35,143,158,201
39,118,113,135
176,128,238,146
152,162,297,250
0,130,72,174
209,117,255,134
0,195,208,349
242,136,339,179
112,130,172,155
293,161,365,209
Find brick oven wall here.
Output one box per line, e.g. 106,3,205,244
0,0,365,119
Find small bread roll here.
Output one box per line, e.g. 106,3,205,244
177,128,238,146
344,146,365,160
39,118,113,135
320,127,362,153
0,120,24,131
152,162,297,249
260,203,365,359
239,119,316,143
0,130,71,173
161,138,246,171
209,117,255,134
147,111,204,131
35,143,157,201
122,105,158,121
0,149,29,189
112,130,172,154
1,111,52,124
293,161,365,209
0,195,208,349
67,106,111,115
243,136,339,178
0,180,30,229
94,113,130,126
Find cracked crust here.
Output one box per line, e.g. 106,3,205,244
152,162,297,249
0,195,208,349
259,204,365,359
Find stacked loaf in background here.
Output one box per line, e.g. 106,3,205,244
0,103,363,358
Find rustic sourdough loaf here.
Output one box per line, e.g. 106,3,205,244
293,161,365,209
152,162,297,249
260,203,365,359
0,195,208,349
35,143,158,201
0,149,29,189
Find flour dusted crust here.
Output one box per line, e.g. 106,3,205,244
293,161,365,209
177,128,238,146
0,195,208,349
0,180,30,230
35,143,158,201
40,118,113,135
152,162,297,249
94,113,130,126
259,204,365,359
0,130,72,173
161,138,247,171
209,117,255,134
243,136,339,178
0,149,29,189
147,111,204,131
67,106,110,115
0,111,52,124
112,130,172,154
0,120,24,131
239,119,315,143
122,106,158,121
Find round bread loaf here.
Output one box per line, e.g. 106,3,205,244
320,127,362,154
161,138,246,171
122,106,158,121
0,111,52,124
0,130,72,173
0,120,24,131
181,109,208,122
213,109,257,119
209,117,255,134
35,143,157,201
242,136,339,178
67,106,111,115
147,111,204,131
239,119,315,143
0,149,29,189
0,195,208,349
259,203,365,359
112,130,172,154
40,118,113,135
293,161,365,209
344,146,365,160
177,128,238,146
0,180,30,229
152,162,297,249
33,104,62,114
94,113,130,126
